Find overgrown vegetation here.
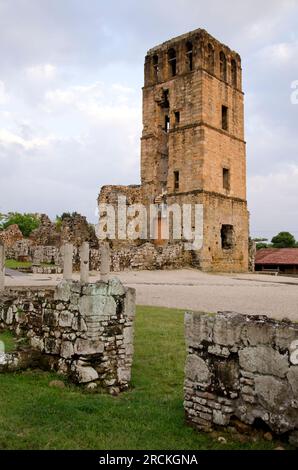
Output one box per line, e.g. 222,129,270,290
0,306,283,450
0,213,40,237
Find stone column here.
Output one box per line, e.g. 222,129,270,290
80,242,89,283
100,242,110,282
0,242,5,291
63,243,73,281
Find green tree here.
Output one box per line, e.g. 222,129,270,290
271,231,296,248
256,242,268,250
0,213,40,237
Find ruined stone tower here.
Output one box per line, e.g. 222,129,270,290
99,28,249,272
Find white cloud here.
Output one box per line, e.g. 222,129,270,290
0,128,53,150
0,81,10,104
43,80,140,123
248,165,298,238
256,40,298,65
26,63,57,80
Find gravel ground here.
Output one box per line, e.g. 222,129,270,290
5,268,298,321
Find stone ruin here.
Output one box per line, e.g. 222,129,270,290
184,311,298,446
0,242,136,394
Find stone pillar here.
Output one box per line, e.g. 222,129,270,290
100,242,110,282
63,243,73,281
0,242,5,291
80,242,89,283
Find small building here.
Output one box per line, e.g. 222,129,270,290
255,248,298,275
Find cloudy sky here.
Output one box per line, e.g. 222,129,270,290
0,0,297,239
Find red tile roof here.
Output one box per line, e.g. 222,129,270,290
255,248,298,265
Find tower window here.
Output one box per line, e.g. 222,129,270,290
174,111,180,124
152,54,159,82
223,168,230,190
221,225,234,250
220,51,227,81
207,43,214,73
165,115,170,132
174,171,179,191
186,41,193,71
231,59,237,87
161,89,169,108
221,105,228,131
168,48,177,77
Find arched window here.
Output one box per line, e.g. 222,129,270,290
168,48,177,77
220,51,227,81
152,54,159,82
207,43,214,73
231,59,237,87
186,41,193,71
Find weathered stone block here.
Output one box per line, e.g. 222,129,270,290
59,311,74,328
72,362,99,383
60,340,74,359
185,355,211,385
239,346,289,378
254,375,290,410
287,366,298,396
74,338,104,355
54,280,71,302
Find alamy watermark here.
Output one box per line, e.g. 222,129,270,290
290,80,298,104
96,196,204,250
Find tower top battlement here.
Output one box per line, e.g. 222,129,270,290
144,28,242,91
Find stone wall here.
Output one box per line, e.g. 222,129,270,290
0,224,23,248
6,241,190,272
184,311,298,446
0,278,135,393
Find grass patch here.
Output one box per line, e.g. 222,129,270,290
0,306,284,450
5,259,32,269
0,330,17,353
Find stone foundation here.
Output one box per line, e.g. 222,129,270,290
184,311,298,446
0,278,135,394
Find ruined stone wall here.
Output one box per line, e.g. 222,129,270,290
0,278,135,393
0,224,23,248
29,213,98,249
29,214,59,246
184,311,298,446
6,241,62,265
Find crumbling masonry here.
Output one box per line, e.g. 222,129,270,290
99,28,249,272
0,245,135,394
184,311,298,446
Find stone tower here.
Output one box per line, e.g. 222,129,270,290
99,28,249,272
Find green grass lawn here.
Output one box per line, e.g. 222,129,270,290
0,306,283,450
5,259,32,269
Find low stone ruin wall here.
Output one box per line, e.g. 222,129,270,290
184,311,298,446
107,242,192,271
7,240,192,272
0,278,135,394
